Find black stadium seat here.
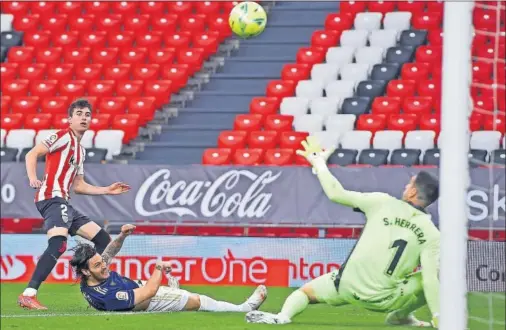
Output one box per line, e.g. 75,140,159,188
399,30,428,48
358,149,389,166
328,149,358,166
0,147,18,162
390,149,421,166
1,31,23,48
386,46,416,65
468,149,488,167
356,80,387,99
491,149,506,165
340,97,372,116
86,148,108,163
371,63,401,81
423,148,440,166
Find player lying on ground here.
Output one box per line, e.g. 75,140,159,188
70,224,267,313
18,99,131,310
246,136,440,328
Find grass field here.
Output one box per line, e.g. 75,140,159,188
1,283,504,330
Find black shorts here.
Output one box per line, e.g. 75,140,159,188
36,197,91,236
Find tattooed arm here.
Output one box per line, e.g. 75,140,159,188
102,224,136,265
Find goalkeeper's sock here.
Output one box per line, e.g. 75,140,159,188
278,290,309,320
198,295,249,313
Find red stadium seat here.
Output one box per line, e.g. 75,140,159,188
472,61,493,84
1,96,12,114
403,97,434,116
143,80,172,107
95,15,123,33
24,113,52,131
116,80,144,98
412,12,442,31
24,31,51,48
371,97,402,118
473,96,494,112
247,131,279,150
1,63,19,81
266,80,296,99
132,64,161,81
89,114,112,131
401,63,430,82
1,80,30,98
177,48,205,75
264,149,295,166
415,46,442,68
233,114,263,132
279,131,309,150
75,63,103,81
388,114,418,134
40,14,68,33
59,81,87,100
367,1,395,15
217,131,247,150
84,1,110,15
296,47,326,66
148,48,177,66
67,14,95,33
469,112,483,132
11,96,40,115
167,1,194,16
386,80,417,100
207,14,233,41
484,115,506,133
41,97,69,115
311,30,341,50
281,64,311,83
179,15,207,34
340,1,366,17
356,114,387,134
397,1,425,15
88,80,116,98
193,32,220,59
1,113,24,131
98,97,127,117
135,32,164,49
427,1,444,14
164,32,192,49
232,149,264,166
112,114,140,143
91,47,119,66
151,14,178,33
52,114,70,130
62,47,91,66
249,97,280,118
108,31,135,49
46,64,74,81
161,64,189,92
57,1,83,16
128,97,157,125
195,1,221,15
202,148,232,165
35,47,63,65
111,1,139,16
139,1,166,15
30,1,57,16
18,63,46,81
2,2,30,15
123,15,151,33
294,152,311,166
12,14,40,33
417,80,441,99
473,8,503,31
428,29,443,46
264,115,294,132
120,48,148,65
30,80,58,98
7,46,35,64
80,31,108,49
103,64,131,81
474,45,505,60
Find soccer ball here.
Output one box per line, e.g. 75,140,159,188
229,1,267,39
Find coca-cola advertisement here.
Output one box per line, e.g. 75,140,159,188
1,163,504,228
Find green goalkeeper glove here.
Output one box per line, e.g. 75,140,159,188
295,136,335,174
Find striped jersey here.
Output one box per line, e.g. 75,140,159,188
35,128,86,202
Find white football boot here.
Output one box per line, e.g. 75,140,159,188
245,285,268,311
386,311,432,327
246,311,292,324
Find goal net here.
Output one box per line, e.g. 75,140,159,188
440,1,505,330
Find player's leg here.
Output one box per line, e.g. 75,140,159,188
70,206,111,254
246,270,348,324
19,198,70,310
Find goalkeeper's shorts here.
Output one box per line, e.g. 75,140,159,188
135,279,189,312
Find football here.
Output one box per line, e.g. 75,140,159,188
229,1,267,39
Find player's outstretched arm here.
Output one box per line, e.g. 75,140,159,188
25,143,49,189
132,261,172,306
73,175,131,196
101,224,136,266
420,238,440,326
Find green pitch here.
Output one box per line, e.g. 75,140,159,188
1,283,504,330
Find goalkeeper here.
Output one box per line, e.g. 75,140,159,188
246,136,441,328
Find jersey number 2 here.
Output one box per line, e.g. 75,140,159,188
385,239,407,276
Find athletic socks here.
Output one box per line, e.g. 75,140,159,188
279,290,310,320
22,288,38,297
198,295,250,312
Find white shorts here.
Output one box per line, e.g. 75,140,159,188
146,286,191,312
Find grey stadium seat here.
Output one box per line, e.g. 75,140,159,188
1,13,14,32
0,147,17,162
340,63,370,84
386,46,416,65
390,149,421,166
326,46,355,65
325,80,356,99
359,149,389,166
340,130,372,151
311,63,341,85
312,131,341,150
400,30,428,48
340,97,371,116
356,80,387,98
373,130,404,151
491,149,506,165
296,80,325,99
369,30,399,49
405,130,435,153
293,114,324,133
371,63,401,81
310,97,341,120
280,97,310,117
383,12,412,33
86,148,108,163
423,148,440,166
1,47,7,62
355,47,384,65
1,31,23,48
325,114,357,134
328,148,358,166
340,30,370,48
354,12,383,31
468,149,488,168
470,131,502,152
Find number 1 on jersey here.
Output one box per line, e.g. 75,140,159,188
385,239,407,276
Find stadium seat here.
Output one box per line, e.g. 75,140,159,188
423,148,440,166
386,80,417,100
217,131,247,150
415,46,442,68
412,12,442,31
420,113,441,135
355,47,384,65
483,115,506,133
232,149,263,166
6,129,36,150
325,13,354,31
417,80,441,99
311,63,340,85
24,114,52,132
340,30,369,48
312,131,341,150
328,148,358,166
401,63,430,81
358,149,389,166
11,96,40,115
341,97,372,116
371,96,402,117
1,113,24,131
354,12,383,31
2,80,30,98
161,64,189,92
383,12,412,32
233,114,263,132
370,63,401,81
1,13,14,32
325,114,356,135
468,149,488,168
81,130,95,149
0,147,17,162
59,81,87,100
403,97,433,116
340,130,372,151
356,80,387,99
30,80,58,98
143,80,172,108
202,148,232,165
148,48,176,66
325,80,356,99
340,63,370,85
310,97,341,120
98,97,127,118
35,129,57,146
369,30,398,49
293,114,324,134
112,114,140,144
390,149,421,166
248,131,279,150
388,114,418,134
128,97,157,125
57,2,83,16
491,149,506,165
250,97,280,118
264,149,294,166
367,1,396,16
264,115,294,132
470,131,502,152
279,131,309,151
18,63,46,80
1,31,23,48
1,63,19,81
296,80,325,99
326,46,355,66
281,63,311,83
48,64,75,81
373,130,404,151
296,47,326,66
116,80,144,98
94,130,124,161
386,46,416,65
280,97,310,117
405,131,436,153
311,30,340,50
356,114,387,134
399,30,428,47
266,80,295,99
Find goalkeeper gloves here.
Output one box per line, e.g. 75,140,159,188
296,136,335,175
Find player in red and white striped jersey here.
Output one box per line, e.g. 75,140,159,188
18,99,131,310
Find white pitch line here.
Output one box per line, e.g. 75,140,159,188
474,292,506,301
469,316,506,326
1,311,171,318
